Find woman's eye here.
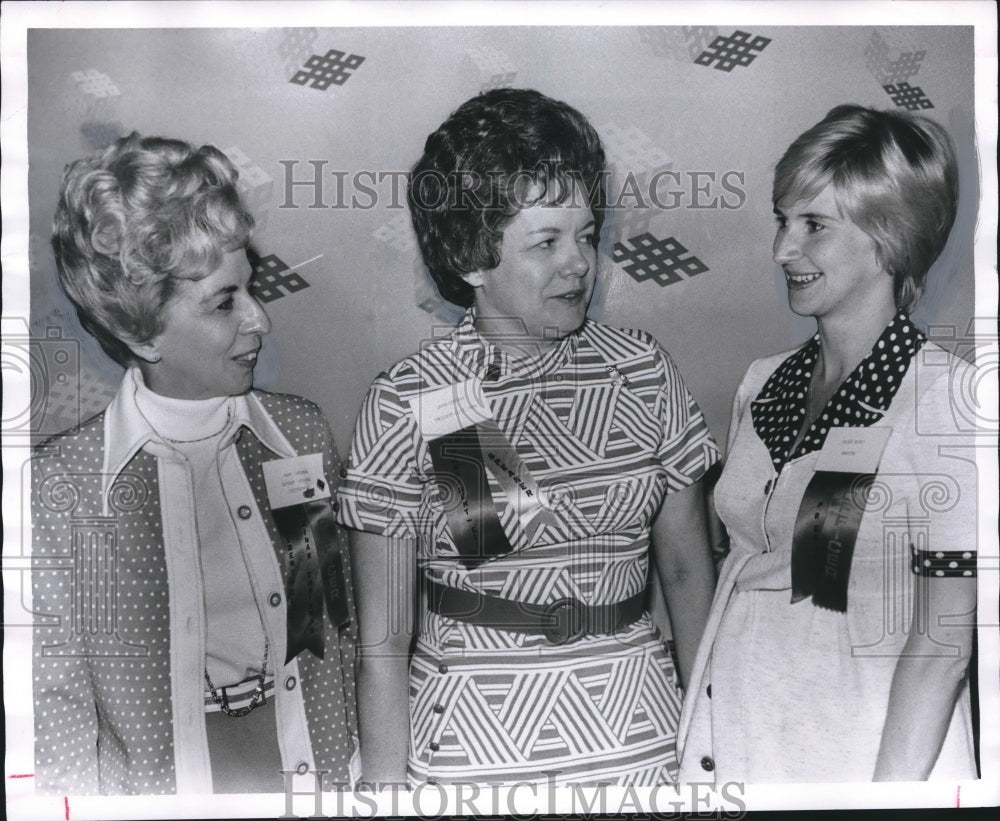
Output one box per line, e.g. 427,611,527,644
806,220,824,233
536,238,554,249
579,233,595,245
217,297,234,312
774,216,787,229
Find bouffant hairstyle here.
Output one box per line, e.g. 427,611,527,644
51,132,253,366
408,88,607,308
773,104,958,313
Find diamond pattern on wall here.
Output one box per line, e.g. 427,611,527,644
883,82,934,110
694,30,771,72
247,251,311,303
290,49,365,90
864,29,926,85
639,27,719,63
373,213,419,255
80,121,125,151
70,68,120,99
223,146,274,230
612,233,708,287
466,45,518,92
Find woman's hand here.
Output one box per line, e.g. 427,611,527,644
650,477,717,690
872,570,976,780
349,530,417,784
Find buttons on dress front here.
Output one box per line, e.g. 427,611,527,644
295,761,310,775
706,684,712,698
237,505,252,520
700,756,715,772
438,663,448,674
433,703,445,714
429,742,440,751
285,676,297,691
268,592,282,607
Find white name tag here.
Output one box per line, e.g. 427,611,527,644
411,380,493,440
262,453,331,509
814,426,892,474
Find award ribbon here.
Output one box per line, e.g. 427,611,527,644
272,500,351,662
790,471,874,613
429,426,514,567
262,453,350,663
428,419,560,568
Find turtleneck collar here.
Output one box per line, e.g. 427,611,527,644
133,370,233,444
99,368,298,514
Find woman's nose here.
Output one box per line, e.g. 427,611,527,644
562,242,592,277
241,295,271,335
772,229,802,264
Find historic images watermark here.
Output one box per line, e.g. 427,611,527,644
276,162,748,211
280,771,748,818
1,316,83,443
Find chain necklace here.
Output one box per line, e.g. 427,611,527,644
204,636,269,717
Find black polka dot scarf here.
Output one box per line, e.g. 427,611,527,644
751,311,926,472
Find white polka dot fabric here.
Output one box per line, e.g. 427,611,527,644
32,389,358,794
750,311,926,470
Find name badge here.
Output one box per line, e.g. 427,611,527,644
814,426,892,474
412,379,493,440
262,453,331,510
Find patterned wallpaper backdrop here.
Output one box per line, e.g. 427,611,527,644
27,26,976,452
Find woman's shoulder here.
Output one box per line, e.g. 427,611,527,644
33,410,107,462
581,320,668,361
249,389,328,429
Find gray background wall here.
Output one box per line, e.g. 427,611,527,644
27,26,976,452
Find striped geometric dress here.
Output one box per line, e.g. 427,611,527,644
338,311,719,785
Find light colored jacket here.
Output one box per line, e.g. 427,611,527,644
32,383,358,794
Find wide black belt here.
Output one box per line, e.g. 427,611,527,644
425,579,646,644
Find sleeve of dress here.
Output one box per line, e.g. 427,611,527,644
902,354,979,578
652,342,722,493
336,373,425,538
31,449,101,795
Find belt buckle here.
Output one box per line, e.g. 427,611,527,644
542,598,586,645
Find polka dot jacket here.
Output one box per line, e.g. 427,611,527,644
31,388,358,795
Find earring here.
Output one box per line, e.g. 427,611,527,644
149,353,162,363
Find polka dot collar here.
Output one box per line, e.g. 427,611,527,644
751,311,926,471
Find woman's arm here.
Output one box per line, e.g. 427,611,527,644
873,573,976,780
349,529,416,784
650,477,716,690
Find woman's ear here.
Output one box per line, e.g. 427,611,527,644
126,339,162,364
461,270,485,288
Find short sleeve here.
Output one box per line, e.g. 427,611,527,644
336,373,426,538
901,354,980,576
652,344,721,492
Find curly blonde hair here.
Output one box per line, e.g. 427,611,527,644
52,132,253,365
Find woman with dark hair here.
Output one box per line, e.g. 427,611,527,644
678,105,978,782
33,133,358,794
338,88,719,786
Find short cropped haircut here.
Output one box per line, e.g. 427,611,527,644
51,132,253,366
773,104,958,312
408,88,607,308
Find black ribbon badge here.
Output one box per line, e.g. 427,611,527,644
416,376,557,568
263,454,350,662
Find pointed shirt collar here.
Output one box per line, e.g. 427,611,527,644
750,311,926,471
101,368,296,509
